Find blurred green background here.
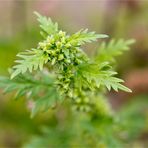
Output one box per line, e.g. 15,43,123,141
0,0,148,147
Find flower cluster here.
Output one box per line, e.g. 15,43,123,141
7,12,133,116
38,31,87,69
37,30,89,99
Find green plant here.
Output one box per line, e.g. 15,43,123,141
0,12,139,147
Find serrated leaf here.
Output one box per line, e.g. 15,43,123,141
34,11,58,36
68,29,108,46
11,49,48,79
31,92,57,118
76,62,132,92
95,39,135,63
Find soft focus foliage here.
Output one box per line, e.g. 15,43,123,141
0,12,142,148
95,39,135,63
0,13,132,118
24,96,148,148
0,1,148,147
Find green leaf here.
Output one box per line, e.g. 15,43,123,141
34,11,58,36
0,73,55,99
0,73,62,117
0,12,133,120
76,62,132,92
31,89,59,118
95,39,135,63
68,29,108,46
11,49,48,79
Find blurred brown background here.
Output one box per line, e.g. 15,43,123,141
0,0,148,147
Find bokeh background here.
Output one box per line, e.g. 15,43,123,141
0,0,148,147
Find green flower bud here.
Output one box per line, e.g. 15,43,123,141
38,42,46,48
56,42,62,48
59,30,66,37
61,37,66,43
51,58,56,65
43,46,47,51
58,54,64,60
65,43,71,48
64,59,71,63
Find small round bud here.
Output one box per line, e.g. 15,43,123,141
56,48,61,52
51,58,56,65
59,30,63,35
58,54,64,60
47,36,51,42
56,42,62,48
38,42,46,48
65,43,71,48
50,38,55,44
61,37,66,43
43,46,48,51
64,59,71,63
51,50,56,56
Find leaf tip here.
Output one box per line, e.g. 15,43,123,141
34,11,40,17
97,34,109,39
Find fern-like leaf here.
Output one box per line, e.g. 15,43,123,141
31,89,60,118
0,73,54,98
0,12,133,118
68,29,108,46
11,49,49,79
0,73,61,117
76,62,131,92
34,11,58,36
95,39,135,63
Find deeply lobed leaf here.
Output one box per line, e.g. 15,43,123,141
76,62,131,92
11,49,49,79
68,29,108,46
0,12,133,117
34,11,58,36
95,39,135,63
